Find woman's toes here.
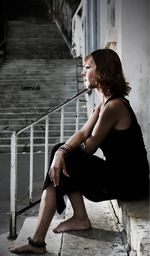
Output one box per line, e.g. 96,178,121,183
53,217,91,234
9,244,46,254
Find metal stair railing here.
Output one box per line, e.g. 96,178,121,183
0,25,7,64
9,88,90,239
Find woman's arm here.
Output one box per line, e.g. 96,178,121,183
64,105,101,149
84,99,131,154
49,105,101,186
50,99,131,186
83,105,116,154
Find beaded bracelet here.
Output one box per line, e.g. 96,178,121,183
63,144,72,151
58,144,72,156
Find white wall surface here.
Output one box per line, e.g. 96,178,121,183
89,0,150,162
71,0,150,162
120,0,150,161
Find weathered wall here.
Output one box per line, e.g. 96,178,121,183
0,0,6,45
74,0,150,163
119,0,150,161
53,0,81,46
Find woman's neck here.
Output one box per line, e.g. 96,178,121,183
95,88,113,104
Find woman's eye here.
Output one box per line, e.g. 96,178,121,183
83,65,90,72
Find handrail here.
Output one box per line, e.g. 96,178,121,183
10,88,90,239
0,39,6,48
16,88,90,135
0,23,7,48
0,21,7,63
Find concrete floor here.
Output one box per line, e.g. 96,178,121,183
0,153,128,255
1,200,128,256
0,153,44,235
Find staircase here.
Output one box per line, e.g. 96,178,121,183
0,1,88,244
0,9,87,153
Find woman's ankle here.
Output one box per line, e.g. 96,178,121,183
73,213,90,221
28,237,46,248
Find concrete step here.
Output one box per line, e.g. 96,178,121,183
0,56,86,151
0,129,76,137
0,143,59,153
0,117,86,127
0,113,85,120
0,117,86,124
111,199,150,256
0,102,85,108
0,154,148,255
2,200,128,256
0,107,87,113
0,120,85,153
0,98,81,104
0,215,64,256
0,10,86,153
0,123,84,131
6,20,72,59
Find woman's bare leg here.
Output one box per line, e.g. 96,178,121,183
53,191,91,233
10,185,56,254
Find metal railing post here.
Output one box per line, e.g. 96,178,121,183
9,132,18,239
76,98,79,132
29,125,34,204
60,107,64,142
44,116,49,178
8,89,89,236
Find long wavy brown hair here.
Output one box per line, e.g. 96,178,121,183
85,49,131,96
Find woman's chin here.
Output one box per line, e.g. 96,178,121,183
84,82,92,89
85,84,94,90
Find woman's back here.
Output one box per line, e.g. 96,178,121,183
100,96,149,173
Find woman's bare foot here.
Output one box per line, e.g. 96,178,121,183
10,244,46,254
53,216,91,233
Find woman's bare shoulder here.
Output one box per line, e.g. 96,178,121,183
105,98,131,129
106,98,127,110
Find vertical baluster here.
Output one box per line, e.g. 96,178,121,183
76,98,79,132
10,132,17,239
44,116,49,178
29,125,34,204
60,107,64,142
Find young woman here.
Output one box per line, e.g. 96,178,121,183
10,49,149,254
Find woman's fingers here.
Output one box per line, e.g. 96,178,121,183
48,153,70,187
49,167,60,187
50,167,70,187
62,165,70,177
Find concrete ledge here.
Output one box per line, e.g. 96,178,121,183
8,215,65,256
1,200,127,256
61,199,127,256
111,198,150,256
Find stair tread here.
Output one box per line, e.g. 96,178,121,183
0,13,87,153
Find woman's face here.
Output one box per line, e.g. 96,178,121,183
81,58,99,89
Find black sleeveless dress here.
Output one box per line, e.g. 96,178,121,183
43,95,149,214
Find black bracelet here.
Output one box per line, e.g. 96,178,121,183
28,237,46,248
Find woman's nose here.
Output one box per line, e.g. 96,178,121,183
81,70,85,77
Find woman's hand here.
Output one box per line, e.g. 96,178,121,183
49,150,70,187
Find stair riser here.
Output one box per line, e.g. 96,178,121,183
0,19,86,153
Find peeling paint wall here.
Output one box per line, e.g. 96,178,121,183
53,0,81,46
0,0,6,59
72,0,150,163
120,0,150,161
